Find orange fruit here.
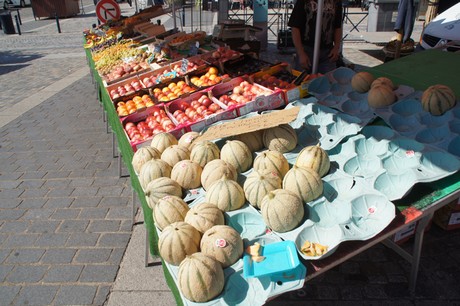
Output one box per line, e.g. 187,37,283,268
208,67,218,75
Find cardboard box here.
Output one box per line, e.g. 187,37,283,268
433,198,460,231
392,222,417,245
210,76,285,117
194,106,300,143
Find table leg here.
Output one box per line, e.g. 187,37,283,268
132,188,136,228
409,212,434,293
118,150,122,178
145,225,150,267
112,132,118,158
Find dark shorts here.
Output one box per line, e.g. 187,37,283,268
295,45,337,74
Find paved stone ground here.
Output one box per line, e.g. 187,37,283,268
1,1,460,305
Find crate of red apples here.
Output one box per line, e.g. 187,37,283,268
167,90,238,132
210,76,285,116
122,105,185,151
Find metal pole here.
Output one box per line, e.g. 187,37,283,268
191,0,194,31
55,13,61,33
182,6,185,27
312,0,324,74
172,1,177,29
16,9,21,24
15,15,21,35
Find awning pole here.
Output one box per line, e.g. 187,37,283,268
312,0,324,74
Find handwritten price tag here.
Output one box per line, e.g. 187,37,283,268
181,58,189,73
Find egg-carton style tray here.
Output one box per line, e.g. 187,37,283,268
159,219,306,306
283,97,361,151
307,67,415,126
328,125,460,201
266,170,396,261
371,90,460,159
189,167,395,262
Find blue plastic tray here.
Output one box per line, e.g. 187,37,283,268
243,240,300,278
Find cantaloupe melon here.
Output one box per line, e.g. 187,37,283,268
178,252,225,303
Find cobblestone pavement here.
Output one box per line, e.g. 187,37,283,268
1,1,460,305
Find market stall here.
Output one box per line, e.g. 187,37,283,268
83,9,460,304
31,0,80,18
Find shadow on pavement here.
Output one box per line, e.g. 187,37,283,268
0,51,42,75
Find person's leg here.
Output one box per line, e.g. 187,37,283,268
317,48,337,74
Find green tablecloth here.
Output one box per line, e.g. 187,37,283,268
367,49,460,97
367,49,460,213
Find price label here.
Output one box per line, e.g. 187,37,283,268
154,44,161,53
181,58,189,73
147,54,155,64
188,41,200,56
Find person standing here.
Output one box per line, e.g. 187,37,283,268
288,0,343,73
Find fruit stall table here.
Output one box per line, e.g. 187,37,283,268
300,49,460,294
85,47,460,304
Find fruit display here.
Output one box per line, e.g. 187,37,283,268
260,189,304,233
92,40,150,81
151,131,178,154
232,130,264,152
160,144,191,167
215,80,273,107
220,140,253,173
177,252,225,303
200,225,244,268
132,146,161,173
295,144,330,178
184,202,225,234
371,77,396,90
110,80,146,100
102,58,150,83
209,46,242,62
190,140,221,167
201,159,238,191
151,80,196,103
253,150,290,179
171,160,203,189
263,124,298,153
253,72,297,91
282,166,323,203
116,95,154,116
138,159,172,191
158,221,201,266
144,177,183,209
351,71,375,93
368,84,396,108
421,84,456,116
169,94,224,125
243,169,282,209
153,195,189,230
300,240,328,257
178,131,200,149
141,59,204,87
204,177,245,212
189,67,227,88
123,107,176,143
169,31,206,47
